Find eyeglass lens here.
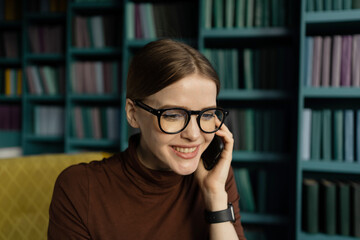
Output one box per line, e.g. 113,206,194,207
159,109,224,133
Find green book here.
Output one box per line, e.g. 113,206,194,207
338,181,350,236
271,0,280,25
343,0,352,9
333,0,343,10
82,107,93,139
254,0,263,27
277,0,285,26
315,0,324,11
204,0,213,29
126,2,135,40
245,109,255,151
303,179,319,233
310,110,321,160
324,0,333,10
243,48,254,89
320,179,336,235
234,168,256,212
238,110,247,150
333,109,344,162
254,110,262,151
87,17,94,47
322,109,332,160
257,169,267,213
235,0,245,27
246,0,254,27
306,0,315,11
231,49,239,89
262,110,271,152
225,0,235,28
214,0,224,28
351,182,360,237
100,108,108,139
262,0,269,27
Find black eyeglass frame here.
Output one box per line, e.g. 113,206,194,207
134,100,229,134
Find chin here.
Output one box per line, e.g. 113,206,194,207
172,159,200,176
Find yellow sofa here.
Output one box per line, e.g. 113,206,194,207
0,152,112,240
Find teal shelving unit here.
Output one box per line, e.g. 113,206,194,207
296,1,360,239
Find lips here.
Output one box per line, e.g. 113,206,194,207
171,145,200,159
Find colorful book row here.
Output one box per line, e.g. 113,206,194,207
306,0,360,11
27,0,66,13
225,108,289,153
126,1,196,40
304,35,360,87
302,108,360,162
0,31,19,58
234,168,288,214
0,68,22,96
0,0,21,21
70,61,118,94
34,105,64,136
204,47,291,90
25,65,65,95
0,104,21,130
303,178,360,237
72,106,119,140
204,0,291,29
28,25,64,54
73,15,119,48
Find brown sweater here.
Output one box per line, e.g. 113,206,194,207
48,135,246,239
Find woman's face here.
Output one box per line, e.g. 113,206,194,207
133,73,217,175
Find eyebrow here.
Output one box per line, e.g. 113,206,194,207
158,104,217,110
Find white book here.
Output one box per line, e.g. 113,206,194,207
302,109,312,160
91,16,104,48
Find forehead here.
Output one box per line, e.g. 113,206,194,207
146,74,217,109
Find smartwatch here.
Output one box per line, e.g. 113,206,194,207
205,203,236,224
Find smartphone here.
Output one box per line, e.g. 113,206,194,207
201,135,224,170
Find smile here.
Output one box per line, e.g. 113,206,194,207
172,146,197,153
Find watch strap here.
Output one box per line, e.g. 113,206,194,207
205,203,236,224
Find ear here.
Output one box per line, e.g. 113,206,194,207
125,99,140,129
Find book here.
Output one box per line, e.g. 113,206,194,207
351,182,360,237
305,37,314,87
333,110,344,162
225,0,235,28
320,179,336,235
331,35,342,87
303,179,319,233
214,0,223,28
235,0,245,27
246,0,254,27
312,36,323,87
234,168,256,212
311,110,321,160
340,35,352,86
338,181,350,236
357,110,360,163
352,35,360,87
322,109,332,160
321,36,331,87
204,0,213,29
344,110,354,162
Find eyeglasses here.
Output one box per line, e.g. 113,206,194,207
134,100,229,134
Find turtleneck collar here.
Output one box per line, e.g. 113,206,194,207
123,134,185,194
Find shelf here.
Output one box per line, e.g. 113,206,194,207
299,232,360,240
0,58,22,65
240,212,289,225
26,54,65,62
126,38,196,49
71,2,121,11
69,94,120,102
201,27,292,39
0,20,22,28
68,138,118,148
301,160,360,174
25,13,66,21
232,151,290,163
305,9,360,23
70,48,122,56
0,95,21,102
0,131,21,147
26,95,65,102
218,89,291,100
303,87,360,98
25,135,64,143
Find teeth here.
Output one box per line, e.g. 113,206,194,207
173,146,197,153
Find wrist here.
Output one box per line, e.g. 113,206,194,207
203,190,228,211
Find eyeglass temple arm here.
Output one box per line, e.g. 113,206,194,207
134,100,157,114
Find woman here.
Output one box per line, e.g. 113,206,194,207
48,39,246,239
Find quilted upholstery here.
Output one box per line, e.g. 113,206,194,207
0,152,112,240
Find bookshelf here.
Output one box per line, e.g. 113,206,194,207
1,0,359,239
296,0,360,239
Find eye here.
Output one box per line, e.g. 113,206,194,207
201,112,215,120
162,110,186,121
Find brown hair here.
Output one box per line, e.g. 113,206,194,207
126,39,220,100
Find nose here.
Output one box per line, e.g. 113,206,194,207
180,115,201,141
